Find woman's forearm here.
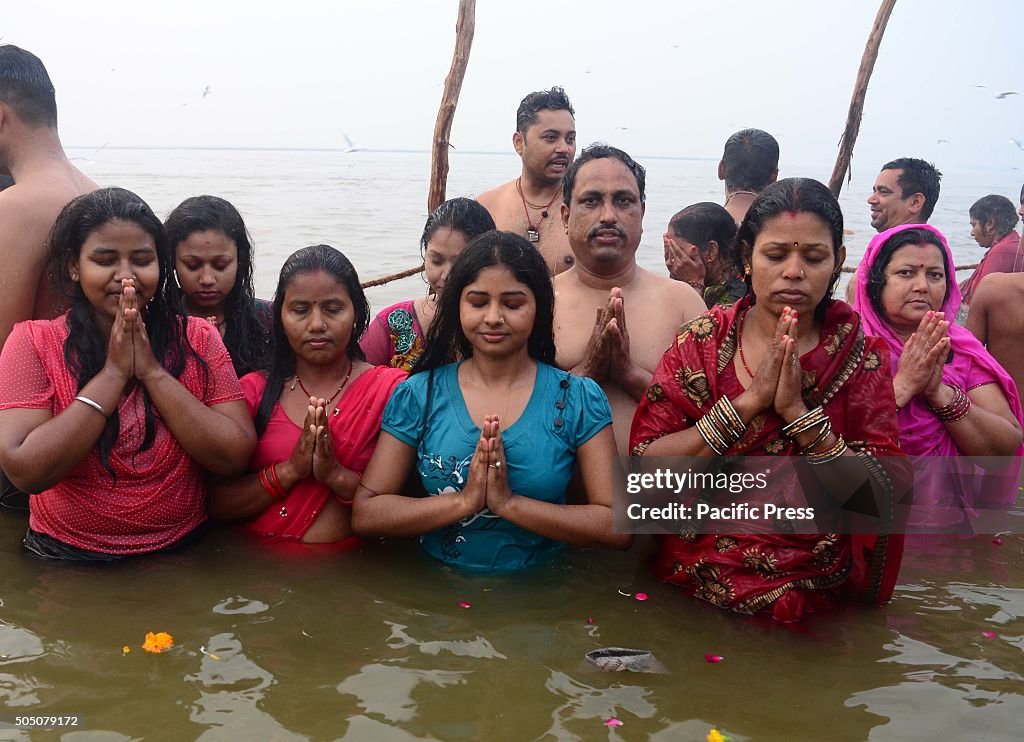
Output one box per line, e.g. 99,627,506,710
352,489,475,537
140,368,255,475
492,496,631,549
4,367,128,492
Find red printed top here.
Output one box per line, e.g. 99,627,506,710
0,314,244,554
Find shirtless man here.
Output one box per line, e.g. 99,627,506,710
966,272,1024,397
719,128,779,225
477,87,576,275
0,45,98,348
554,144,706,453
846,157,942,303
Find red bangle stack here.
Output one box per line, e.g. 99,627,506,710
929,386,971,423
258,464,287,500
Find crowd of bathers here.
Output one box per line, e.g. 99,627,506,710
2,46,1023,622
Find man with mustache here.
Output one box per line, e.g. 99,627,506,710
477,87,577,275
553,144,706,454
846,157,942,302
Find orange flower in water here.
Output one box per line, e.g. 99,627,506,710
141,631,174,653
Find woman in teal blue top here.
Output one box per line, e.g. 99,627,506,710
353,231,631,570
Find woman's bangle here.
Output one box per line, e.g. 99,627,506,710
805,434,848,465
258,464,287,500
928,385,971,423
74,395,108,418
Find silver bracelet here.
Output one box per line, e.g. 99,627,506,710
74,395,108,417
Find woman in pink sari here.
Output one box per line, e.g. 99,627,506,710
853,224,1023,530
208,245,406,545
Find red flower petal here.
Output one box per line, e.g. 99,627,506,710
458,601,471,609
604,718,623,727
982,631,997,639
586,617,594,624
634,593,649,601
704,654,724,663
992,538,1004,546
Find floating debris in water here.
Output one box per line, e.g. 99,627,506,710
604,718,623,727
122,646,131,655
584,647,668,673
635,593,649,601
982,631,997,639
586,617,594,624
704,653,724,663
142,631,174,654
992,538,1004,546
199,645,221,660
458,600,472,609
707,728,730,742
301,630,313,638
617,589,632,597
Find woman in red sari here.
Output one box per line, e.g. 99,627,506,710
630,178,906,621
208,245,406,544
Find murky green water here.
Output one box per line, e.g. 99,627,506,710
1,509,1021,741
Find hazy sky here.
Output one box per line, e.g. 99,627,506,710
6,0,1023,172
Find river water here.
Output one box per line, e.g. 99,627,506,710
0,149,1021,740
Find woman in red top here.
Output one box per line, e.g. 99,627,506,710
208,245,406,545
0,188,255,559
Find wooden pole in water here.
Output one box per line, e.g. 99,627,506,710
427,0,476,214
827,0,897,197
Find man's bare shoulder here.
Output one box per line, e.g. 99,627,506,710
973,271,1024,305
631,267,706,316
476,180,516,210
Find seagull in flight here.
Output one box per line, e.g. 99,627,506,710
1011,138,1024,151
202,85,211,98
995,91,1020,100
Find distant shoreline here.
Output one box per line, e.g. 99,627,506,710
64,144,719,163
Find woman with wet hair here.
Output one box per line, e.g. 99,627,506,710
165,195,272,377
632,178,906,621
360,197,495,371
209,245,406,544
960,194,1023,305
853,224,1023,530
0,187,255,559
663,201,744,308
354,231,629,570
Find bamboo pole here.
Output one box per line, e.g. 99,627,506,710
427,0,476,213
360,264,424,289
828,0,897,197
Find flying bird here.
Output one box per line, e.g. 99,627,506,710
937,139,950,145
202,85,211,98
1010,138,1024,151
995,91,1019,99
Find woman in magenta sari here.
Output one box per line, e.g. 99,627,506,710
208,245,406,545
630,178,906,621
852,224,1023,531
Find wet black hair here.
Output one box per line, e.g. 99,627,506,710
669,202,738,268
412,231,555,373
562,143,646,207
165,195,270,377
516,87,574,134
254,245,370,435
0,45,57,127
969,194,1020,238
722,129,779,192
735,178,844,320
47,187,203,477
866,227,951,322
420,197,496,257
880,157,942,222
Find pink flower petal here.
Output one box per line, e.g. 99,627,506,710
992,538,1004,546
634,593,649,601
982,631,997,639
458,601,471,609
704,653,724,663
604,718,623,727
586,617,594,624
